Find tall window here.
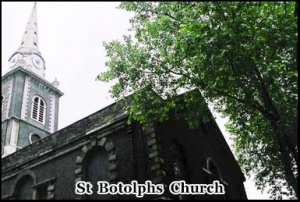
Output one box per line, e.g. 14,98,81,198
206,159,220,184
31,96,46,124
170,140,189,200
1,95,3,114
170,142,187,181
84,147,110,200
203,158,227,199
15,175,34,200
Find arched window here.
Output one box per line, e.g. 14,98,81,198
15,175,34,200
31,96,46,124
203,157,228,199
84,147,110,200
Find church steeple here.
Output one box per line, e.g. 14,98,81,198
8,2,45,78
2,2,63,157
18,2,40,54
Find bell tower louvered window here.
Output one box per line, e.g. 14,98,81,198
31,96,46,124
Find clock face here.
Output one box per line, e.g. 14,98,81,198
9,54,19,68
32,55,43,68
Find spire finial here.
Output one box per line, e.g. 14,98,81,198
17,2,39,54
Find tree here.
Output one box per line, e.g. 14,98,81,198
97,2,298,199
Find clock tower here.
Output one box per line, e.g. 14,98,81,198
1,3,63,157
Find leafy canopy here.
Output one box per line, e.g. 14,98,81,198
98,2,298,199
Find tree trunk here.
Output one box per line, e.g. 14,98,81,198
271,120,298,198
253,65,298,198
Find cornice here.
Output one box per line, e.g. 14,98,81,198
2,66,64,97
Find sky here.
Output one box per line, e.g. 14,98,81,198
1,2,270,199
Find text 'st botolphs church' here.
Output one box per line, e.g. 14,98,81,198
1,3,248,200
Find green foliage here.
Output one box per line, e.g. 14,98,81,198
98,2,298,199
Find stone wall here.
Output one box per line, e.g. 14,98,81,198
2,99,247,200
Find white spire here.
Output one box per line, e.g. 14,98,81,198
8,2,46,78
17,2,40,54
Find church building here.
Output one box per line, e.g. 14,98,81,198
1,3,248,200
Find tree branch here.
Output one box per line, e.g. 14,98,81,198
252,65,280,120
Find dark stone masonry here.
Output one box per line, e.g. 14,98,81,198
2,99,248,200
